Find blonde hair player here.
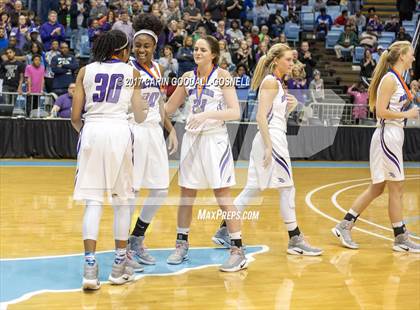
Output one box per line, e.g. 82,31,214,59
165,35,247,272
213,43,323,256
332,41,420,253
127,13,178,268
72,30,148,290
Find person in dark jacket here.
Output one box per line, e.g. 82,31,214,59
40,10,65,51
298,41,316,80
50,42,79,95
70,0,89,56
397,0,416,22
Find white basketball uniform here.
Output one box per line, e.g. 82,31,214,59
74,59,135,202
130,60,169,189
246,75,293,190
179,67,236,189
370,70,409,184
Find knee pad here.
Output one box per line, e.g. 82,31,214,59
82,200,103,240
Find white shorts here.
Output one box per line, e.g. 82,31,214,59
179,129,236,189
131,122,169,189
74,119,134,203
246,129,294,190
370,124,405,184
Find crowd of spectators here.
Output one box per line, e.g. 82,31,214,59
0,0,418,120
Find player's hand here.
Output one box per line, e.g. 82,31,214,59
167,129,178,155
405,106,419,119
286,94,298,113
187,112,207,130
263,146,272,168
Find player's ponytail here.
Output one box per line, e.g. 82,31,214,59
251,43,291,91
368,41,411,112
92,30,129,62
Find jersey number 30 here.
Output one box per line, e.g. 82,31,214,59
93,73,124,103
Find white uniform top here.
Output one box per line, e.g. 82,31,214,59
83,60,134,120
130,60,162,124
376,70,410,128
185,67,226,133
259,75,288,133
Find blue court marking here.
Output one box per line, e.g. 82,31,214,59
1,160,420,168
0,246,267,305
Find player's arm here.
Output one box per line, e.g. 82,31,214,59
256,77,278,168
165,72,189,115
160,95,178,154
376,75,419,119
71,66,86,133
131,69,149,123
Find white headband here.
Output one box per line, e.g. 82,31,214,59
134,29,158,43
114,38,129,51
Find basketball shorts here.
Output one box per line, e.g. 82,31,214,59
246,129,294,190
131,122,169,190
370,124,405,184
179,129,236,189
73,119,134,203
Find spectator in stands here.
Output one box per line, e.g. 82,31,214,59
315,7,333,36
0,47,24,105
197,10,217,35
410,80,420,106
112,10,134,42
255,41,268,62
314,0,327,11
0,12,11,36
359,25,378,49
365,7,376,26
384,14,400,33
292,49,304,70
352,10,366,30
397,0,416,22
1,36,25,62
309,69,324,103
250,25,260,45
346,16,358,34
183,0,202,30
278,32,288,44
57,0,70,29
176,35,194,76
129,1,143,16
10,0,24,28
23,28,44,53
100,10,116,32
158,45,179,78
367,15,383,33
206,0,225,21
163,0,182,22
334,10,348,26
372,44,384,62
334,25,358,61
286,8,299,24
360,48,376,86
213,20,231,43
165,20,182,53
90,0,108,19
0,27,8,49
268,9,286,37
287,65,308,107
234,39,254,72
24,54,45,94
298,41,316,80
50,82,75,118
70,0,89,57
394,26,412,42
226,20,244,49
347,82,368,122
40,11,65,51
10,14,30,50
44,40,60,93
50,42,78,95
88,18,102,47
241,19,253,34
234,64,250,89
26,42,46,66
254,0,270,26
258,25,269,43
226,0,243,20
218,39,234,67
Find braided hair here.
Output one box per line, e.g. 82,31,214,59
92,30,129,62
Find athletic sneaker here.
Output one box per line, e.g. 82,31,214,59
108,260,135,285
126,250,144,272
82,263,101,290
393,231,420,253
219,246,248,272
332,220,359,249
129,235,156,265
287,234,323,256
212,226,231,248
167,240,189,265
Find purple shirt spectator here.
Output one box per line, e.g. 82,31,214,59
40,11,65,50
52,83,75,118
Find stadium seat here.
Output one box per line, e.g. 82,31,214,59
402,20,415,28
378,37,393,47
325,30,341,49
331,25,344,33
301,12,315,31
79,35,90,59
381,31,395,40
301,5,313,13
285,23,300,46
353,46,365,63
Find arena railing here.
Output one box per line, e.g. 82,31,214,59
0,92,55,118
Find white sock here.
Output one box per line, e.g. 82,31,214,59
112,197,131,241
349,208,359,217
177,227,190,234
83,200,103,240
229,231,242,240
234,187,260,213
279,186,298,231
139,189,168,223
114,248,127,264
392,221,404,228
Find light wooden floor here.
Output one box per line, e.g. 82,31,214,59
1,162,419,309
